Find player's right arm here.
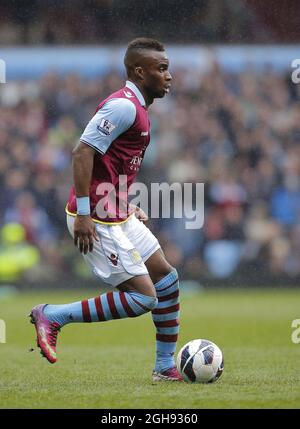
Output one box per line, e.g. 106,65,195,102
72,142,99,255
72,97,136,254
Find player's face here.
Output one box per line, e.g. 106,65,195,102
141,51,172,99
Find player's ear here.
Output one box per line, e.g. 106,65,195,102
135,66,144,80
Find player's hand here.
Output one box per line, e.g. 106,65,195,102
133,206,148,223
74,215,99,254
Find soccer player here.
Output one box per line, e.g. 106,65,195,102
30,38,182,382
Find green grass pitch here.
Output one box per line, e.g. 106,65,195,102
0,287,300,409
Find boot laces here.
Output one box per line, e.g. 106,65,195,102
49,323,60,346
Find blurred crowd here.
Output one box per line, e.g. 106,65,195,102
0,0,269,45
0,63,300,283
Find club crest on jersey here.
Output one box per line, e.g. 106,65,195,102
97,119,116,136
128,249,142,265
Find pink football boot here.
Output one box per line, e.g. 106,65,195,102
152,366,184,382
29,304,60,364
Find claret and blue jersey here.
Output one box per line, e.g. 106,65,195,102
66,81,151,223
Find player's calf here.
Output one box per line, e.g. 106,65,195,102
151,269,180,373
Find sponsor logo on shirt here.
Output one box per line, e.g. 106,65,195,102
141,131,149,136
97,119,116,136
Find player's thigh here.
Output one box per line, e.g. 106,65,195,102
67,214,150,289
127,216,174,283
145,248,174,284
126,215,161,263
116,274,156,297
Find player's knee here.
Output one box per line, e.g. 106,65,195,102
172,268,179,283
129,291,158,315
143,295,158,311
158,267,179,286
169,269,179,290
152,264,175,284
139,294,158,313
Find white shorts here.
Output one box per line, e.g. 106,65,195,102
67,214,160,287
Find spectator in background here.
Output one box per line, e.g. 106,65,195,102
0,223,40,281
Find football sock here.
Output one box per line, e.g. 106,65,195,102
43,291,157,327
152,270,180,372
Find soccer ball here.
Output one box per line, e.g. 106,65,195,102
176,339,224,383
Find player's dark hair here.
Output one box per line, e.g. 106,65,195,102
126,38,165,53
124,38,165,77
